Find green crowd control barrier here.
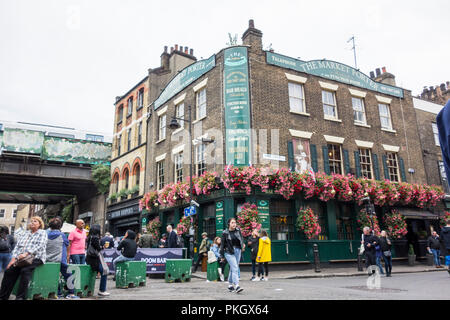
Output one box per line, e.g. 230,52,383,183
207,261,230,282
61,264,96,298
115,261,147,289
165,259,192,283
12,262,60,300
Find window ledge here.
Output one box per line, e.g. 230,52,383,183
156,138,166,144
171,127,185,135
324,116,342,123
193,115,207,124
381,128,397,134
354,122,371,128
290,110,310,117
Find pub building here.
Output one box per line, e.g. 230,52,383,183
139,20,445,264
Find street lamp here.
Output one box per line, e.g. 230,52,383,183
362,196,376,235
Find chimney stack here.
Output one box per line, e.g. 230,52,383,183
184,46,188,54
376,68,381,77
161,45,170,70
190,48,194,56
175,44,178,51
242,18,263,51
370,71,375,78
382,66,386,73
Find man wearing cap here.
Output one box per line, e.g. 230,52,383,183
192,232,210,273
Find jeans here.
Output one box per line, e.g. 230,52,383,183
0,253,12,273
113,255,134,269
98,263,107,293
382,254,392,275
251,259,257,276
224,247,241,286
70,254,86,265
0,258,43,300
376,256,385,274
431,249,441,266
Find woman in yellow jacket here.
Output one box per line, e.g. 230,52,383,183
256,230,271,281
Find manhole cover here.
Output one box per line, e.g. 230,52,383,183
344,286,406,293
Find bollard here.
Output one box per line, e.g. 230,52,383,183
357,253,364,271
313,243,321,273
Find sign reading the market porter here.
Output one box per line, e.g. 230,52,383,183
257,200,271,237
216,201,224,237
224,46,252,166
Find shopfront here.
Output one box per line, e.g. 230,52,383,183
106,199,141,237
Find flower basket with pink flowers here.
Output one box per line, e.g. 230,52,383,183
236,203,262,237
295,207,322,240
382,209,408,239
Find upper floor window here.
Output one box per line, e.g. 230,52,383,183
0,209,4,218
176,103,185,129
385,152,400,182
196,143,206,176
378,103,393,130
86,134,104,142
117,134,121,156
137,89,144,110
13,209,17,218
124,169,130,190
288,82,306,114
359,148,373,179
327,144,343,174
127,97,133,117
117,104,124,123
196,88,206,120
158,114,166,141
157,161,165,190
352,97,367,125
138,122,142,146
175,152,183,182
432,123,440,146
322,90,338,120
127,128,132,151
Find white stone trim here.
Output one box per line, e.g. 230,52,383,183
382,144,400,152
381,128,397,134
354,122,371,128
324,135,345,144
319,81,338,91
285,73,307,84
173,93,186,106
156,105,168,116
193,78,208,92
289,129,313,139
290,110,311,117
375,95,392,104
172,144,185,154
155,153,167,162
349,88,367,98
355,140,374,149
324,116,342,123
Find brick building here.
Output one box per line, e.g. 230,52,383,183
419,82,450,105
140,20,441,263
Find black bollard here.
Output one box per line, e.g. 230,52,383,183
357,253,364,271
313,243,321,273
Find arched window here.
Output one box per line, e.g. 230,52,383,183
112,172,119,194
124,169,130,190
133,164,141,187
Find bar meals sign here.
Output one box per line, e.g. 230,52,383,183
266,51,403,98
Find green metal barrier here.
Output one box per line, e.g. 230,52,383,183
115,261,147,289
165,259,192,283
206,261,230,282
12,263,60,300
61,264,96,297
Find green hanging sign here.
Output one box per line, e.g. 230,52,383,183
223,46,252,166
216,201,224,237
257,200,271,237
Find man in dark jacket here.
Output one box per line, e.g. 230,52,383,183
441,220,450,274
362,227,379,273
427,231,443,268
100,232,114,249
112,230,137,279
166,225,178,248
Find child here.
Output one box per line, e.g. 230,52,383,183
256,230,272,281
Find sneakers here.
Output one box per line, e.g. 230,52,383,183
251,277,260,281
98,291,110,296
65,294,80,299
235,286,244,293
219,274,225,282
260,277,268,281
228,285,235,292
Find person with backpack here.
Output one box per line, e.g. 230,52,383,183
0,226,15,274
193,232,210,273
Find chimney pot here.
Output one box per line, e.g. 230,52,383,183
170,47,174,53
175,44,178,51
375,68,381,77
440,83,446,91
185,47,188,54
382,67,386,73
190,48,193,55
164,46,168,53
249,19,255,29
370,71,375,78
180,46,183,52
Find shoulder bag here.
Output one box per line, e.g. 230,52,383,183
14,235,35,268
87,237,100,258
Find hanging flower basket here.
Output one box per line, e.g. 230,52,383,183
382,209,408,239
177,215,192,236
146,217,162,243
440,211,450,227
295,207,322,240
236,203,262,237
356,209,381,236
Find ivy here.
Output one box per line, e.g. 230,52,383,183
91,164,111,194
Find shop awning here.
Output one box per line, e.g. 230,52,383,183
397,209,439,220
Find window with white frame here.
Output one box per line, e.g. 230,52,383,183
0,209,4,218
176,103,184,129
378,103,393,130
196,143,206,176
127,97,133,116
158,114,166,141
322,90,338,119
359,148,373,179
137,89,144,109
352,97,367,124
117,104,124,123
138,122,142,145
127,128,132,151
432,123,440,146
328,144,343,174
288,82,305,113
386,152,400,182
196,88,206,120
175,152,183,182
157,161,165,190
117,134,121,156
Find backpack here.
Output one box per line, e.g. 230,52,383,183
0,236,10,252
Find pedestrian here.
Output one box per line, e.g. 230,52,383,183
441,219,450,274
68,219,87,265
247,229,260,281
427,231,443,268
0,216,47,300
86,224,110,296
375,241,385,275
138,231,154,248
158,233,167,248
362,226,378,275
46,217,79,299
219,217,245,293
193,232,210,273
256,230,272,281
100,232,114,250
379,230,393,277
112,230,138,280
211,237,226,281
166,225,178,248
0,226,15,275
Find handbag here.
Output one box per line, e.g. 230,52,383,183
87,237,100,258
207,250,217,264
383,250,392,257
14,254,35,268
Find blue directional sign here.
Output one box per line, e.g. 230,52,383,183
184,206,197,217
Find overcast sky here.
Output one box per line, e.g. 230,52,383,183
1,0,448,136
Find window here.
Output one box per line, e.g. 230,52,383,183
158,114,166,141
336,204,355,240
112,173,119,194
196,143,206,176
127,128,132,151
124,169,129,190
175,152,183,182
117,135,121,156
270,200,294,241
0,209,4,218
359,148,373,179
117,104,124,123
138,122,142,146
13,209,17,218
328,144,343,174
378,103,393,130
137,89,144,110
175,103,184,129
127,97,133,116
292,138,311,173
322,90,338,119
432,123,440,146
157,161,165,190
352,97,367,124
202,203,216,238
85,134,104,142
288,82,305,113
386,152,400,182
196,88,206,120
438,161,449,193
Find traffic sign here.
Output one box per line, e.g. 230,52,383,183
184,206,197,217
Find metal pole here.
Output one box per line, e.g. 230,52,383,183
188,105,194,262
313,243,321,273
